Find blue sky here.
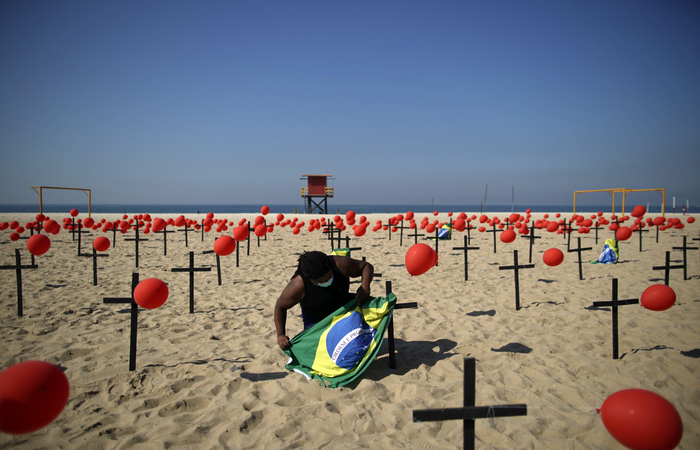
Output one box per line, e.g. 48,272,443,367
1,1,699,207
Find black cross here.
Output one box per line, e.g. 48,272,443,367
634,225,650,252
393,220,411,246
384,280,418,370
103,272,140,371
425,228,441,266
413,358,527,450
694,231,700,262
591,278,639,360
68,217,89,242
178,222,195,248
202,250,222,285
171,251,212,313
652,251,685,286
567,237,593,280
453,235,480,281
110,222,119,248
154,225,175,256
334,236,362,255
498,250,535,310
0,249,38,316
590,222,604,246
485,223,499,253
380,220,395,241
520,222,541,264
124,222,149,268
672,236,698,281
81,246,109,286
75,223,92,257
406,226,425,245
323,221,339,242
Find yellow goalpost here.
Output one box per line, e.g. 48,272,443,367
573,188,665,217
30,186,92,217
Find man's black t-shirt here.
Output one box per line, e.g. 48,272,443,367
299,256,350,325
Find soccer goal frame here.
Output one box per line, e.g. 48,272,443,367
573,188,665,217
30,186,92,217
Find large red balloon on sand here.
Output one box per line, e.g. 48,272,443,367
152,218,166,232
254,224,267,237
405,243,437,276
214,236,236,256
93,236,110,252
500,229,516,243
133,278,169,309
260,205,270,215
233,225,249,241
616,226,632,241
26,234,51,256
599,389,682,450
543,248,564,266
0,361,70,434
640,284,676,312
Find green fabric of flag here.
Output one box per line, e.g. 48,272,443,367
284,293,397,388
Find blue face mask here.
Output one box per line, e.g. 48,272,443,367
317,275,334,288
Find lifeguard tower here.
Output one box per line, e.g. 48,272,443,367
301,174,334,214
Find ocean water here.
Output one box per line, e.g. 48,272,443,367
0,203,691,215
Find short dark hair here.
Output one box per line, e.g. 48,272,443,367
293,251,331,280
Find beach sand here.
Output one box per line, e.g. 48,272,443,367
1,211,698,449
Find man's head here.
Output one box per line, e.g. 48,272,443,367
295,251,332,282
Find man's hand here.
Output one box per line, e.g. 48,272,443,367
277,334,290,350
356,285,370,307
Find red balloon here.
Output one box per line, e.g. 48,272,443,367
346,210,356,221
688,217,695,224
616,226,632,241
546,222,560,233
276,213,284,222
599,389,682,450
133,278,169,309
500,229,516,243
405,244,437,276
152,218,166,232
93,236,110,252
0,361,69,434
354,225,367,237
631,205,646,218
254,223,267,237
260,205,270,215
83,217,95,228
405,211,414,221
174,215,186,227
640,284,676,311
233,225,249,241
543,248,564,266
214,235,236,256
9,232,20,241
69,209,79,217
26,234,51,256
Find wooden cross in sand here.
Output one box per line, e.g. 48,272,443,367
413,357,527,450
171,251,212,313
384,280,418,370
484,223,500,253
567,237,593,281
154,225,176,256
178,221,195,248
393,219,411,246
74,222,91,257
590,222,604,245
81,246,109,286
453,235,480,281
591,278,639,360
425,228,441,267
519,222,540,263
652,251,685,286
498,250,535,310
103,273,140,371
202,249,223,286
406,226,425,245
672,236,698,281
0,249,38,317
633,225,650,252
124,222,148,268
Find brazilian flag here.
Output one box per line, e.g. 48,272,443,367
284,293,397,388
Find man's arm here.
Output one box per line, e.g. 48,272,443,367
334,256,374,303
274,276,304,350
